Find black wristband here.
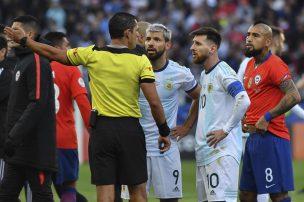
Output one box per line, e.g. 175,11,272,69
20,36,28,47
157,121,170,137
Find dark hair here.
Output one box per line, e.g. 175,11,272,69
0,35,7,50
189,27,222,48
0,24,6,34
270,25,283,38
108,12,137,39
13,15,40,37
44,32,67,47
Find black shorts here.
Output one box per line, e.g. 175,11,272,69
89,116,147,185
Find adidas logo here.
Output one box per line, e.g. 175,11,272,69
173,186,180,192
210,190,216,195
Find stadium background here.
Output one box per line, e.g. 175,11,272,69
1,0,304,201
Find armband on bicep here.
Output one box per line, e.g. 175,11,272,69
227,81,245,97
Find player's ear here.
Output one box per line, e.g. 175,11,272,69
166,41,172,50
265,38,272,48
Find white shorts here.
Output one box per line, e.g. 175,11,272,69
121,148,182,199
196,156,239,202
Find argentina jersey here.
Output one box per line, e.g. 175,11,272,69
195,61,243,166
139,60,198,156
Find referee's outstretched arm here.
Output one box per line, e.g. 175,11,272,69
5,26,71,65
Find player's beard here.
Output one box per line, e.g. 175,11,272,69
147,48,165,61
193,54,208,64
244,47,263,57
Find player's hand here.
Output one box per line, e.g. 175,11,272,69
241,116,249,132
206,129,227,148
4,138,16,157
4,26,26,44
171,125,190,141
158,135,171,154
255,116,269,133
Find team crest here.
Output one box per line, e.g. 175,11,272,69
78,78,85,87
254,75,261,85
15,70,20,81
164,80,173,90
247,77,252,88
207,83,213,93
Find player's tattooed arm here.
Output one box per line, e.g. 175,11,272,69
270,80,301,117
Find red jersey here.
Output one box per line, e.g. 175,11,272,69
244,53,292,140
52,61,88,148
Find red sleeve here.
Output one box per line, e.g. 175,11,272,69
70,66,87,98
75,94,91,129
269,58,292,86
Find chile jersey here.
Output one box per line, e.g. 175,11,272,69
51,61,87,148
244,52,292,140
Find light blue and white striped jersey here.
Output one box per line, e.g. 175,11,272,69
195,61,243,166
139,60,198,156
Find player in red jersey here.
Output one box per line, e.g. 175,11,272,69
45,32,90,202
239,21,301,202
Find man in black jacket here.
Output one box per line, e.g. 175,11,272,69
0,34,10,181
0,15,57,202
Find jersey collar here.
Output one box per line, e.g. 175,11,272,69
205,60,222,74
154,60,169,72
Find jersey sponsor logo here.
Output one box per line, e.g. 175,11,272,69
265,183,275,189
254,75,261,85
210,190,216,195
207,83,213,93
164,79,173,90
247,77,252,88
72,48,78,57
15,70,20,81
172,186,180,192
144,66,153,72
78,77,85,88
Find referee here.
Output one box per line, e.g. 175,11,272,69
5,12,171,202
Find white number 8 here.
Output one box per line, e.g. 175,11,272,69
54,84,60,114
265,168,273,182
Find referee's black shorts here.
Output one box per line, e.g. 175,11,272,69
89,116,147,186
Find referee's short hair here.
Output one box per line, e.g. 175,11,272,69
109,12,137,39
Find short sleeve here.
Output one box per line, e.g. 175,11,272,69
219,63,240,90
139,55,155,82
66,45,95,67
181,67,197,93
269,59,292,86
70,66,87,98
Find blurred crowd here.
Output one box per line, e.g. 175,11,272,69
1,0,304,93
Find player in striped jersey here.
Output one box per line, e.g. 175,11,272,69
186,27,250,202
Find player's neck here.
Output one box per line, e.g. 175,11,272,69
204,56,220,72
151,55,167,71
254,50,270,66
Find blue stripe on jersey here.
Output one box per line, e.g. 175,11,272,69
227,81,244,97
